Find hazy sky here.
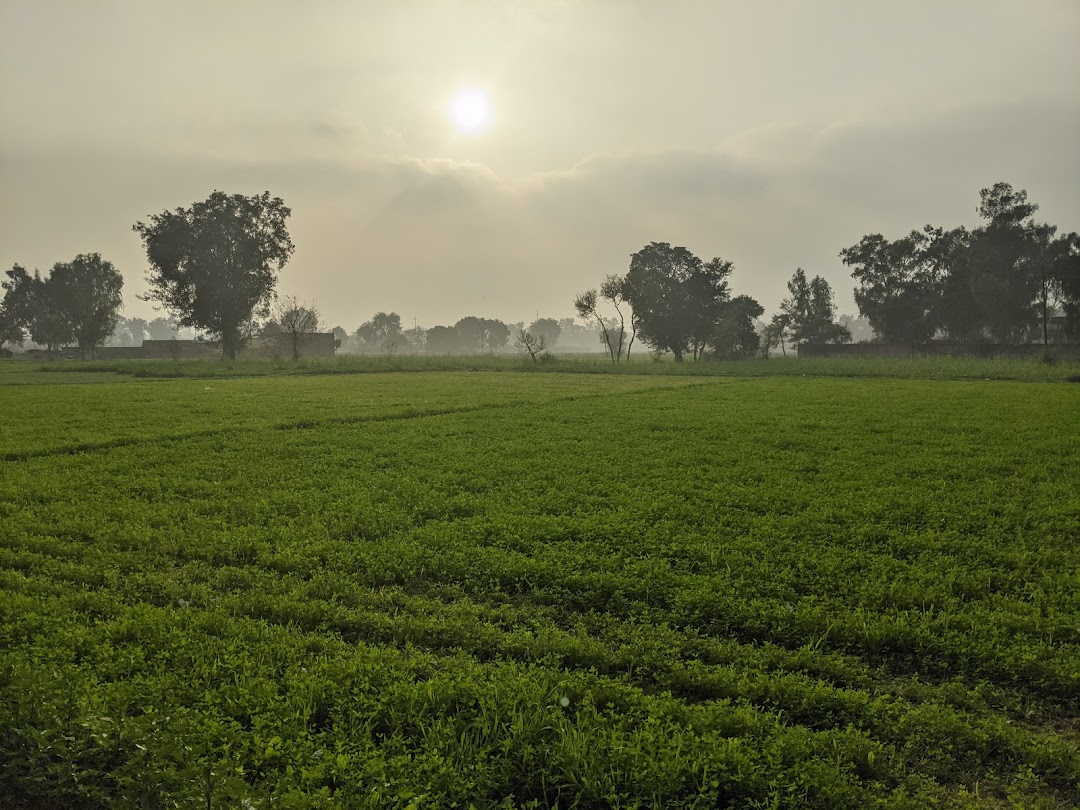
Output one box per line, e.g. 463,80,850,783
2,0,1078,330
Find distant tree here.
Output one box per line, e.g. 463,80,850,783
779,269,851,347
514,326,548,363
454,316,509,353
127,317,148,346
405,322,426,354
555,316,606,352
425,324,459,354
485,319,510,352
331,325,348,350
356,312,404,353
274,295,321,360
49,254,124,359
710,295,764,359
527,317,561,350
621,243,731,362
838,314,875,343
2,257,122,357
133,190,294,360
146,316,180,340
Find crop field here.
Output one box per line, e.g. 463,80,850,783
1,360,1078,808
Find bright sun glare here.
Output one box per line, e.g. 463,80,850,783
451,90,492,133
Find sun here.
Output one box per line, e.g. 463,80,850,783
450,90,492,133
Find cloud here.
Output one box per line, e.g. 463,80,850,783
2,94,1076,328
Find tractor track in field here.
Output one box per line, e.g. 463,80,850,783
1,379,742,464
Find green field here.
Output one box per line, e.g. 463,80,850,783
1,359,1078,808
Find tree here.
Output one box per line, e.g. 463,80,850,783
356,312,404,353
425,325,459,354
841,230,942,344
49,253,124,358
600,274,636,360
0,265,34,348
961,183,1041,342
574,289,619,362
274,295,322,360
454,317,509,353
621,243,732,362
1048,231,1080,340
484,319,511,352
146,316,180,340
0,306,23,349
514,326,548,363
779,269,851,347
133,190,295,360
527,317,561,350
3,258,122,356
710,295,764,359
126,317,148,346
763,313,792,357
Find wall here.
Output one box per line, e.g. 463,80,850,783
799,342,1080,361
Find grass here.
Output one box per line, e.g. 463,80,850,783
11,351,1080,382
1,358,1078,808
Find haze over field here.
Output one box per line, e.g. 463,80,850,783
1,0,1077,329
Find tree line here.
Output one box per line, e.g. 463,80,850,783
841,183,1079,345
2,182,1075,361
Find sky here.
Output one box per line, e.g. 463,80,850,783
2,0,1078,331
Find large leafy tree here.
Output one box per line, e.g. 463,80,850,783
841,230,942,344
621,242,731,362
133,190,294,360
0,265,35,348
710,295,765,359
50,253,124,358
779,269,851,347
959,183,1041,342
2,257,122,356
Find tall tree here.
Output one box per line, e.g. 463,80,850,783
133,190,294,360
49,253,124,359
0,265,34,348
621,242,731,362
779,269,851,347
960,183,1041,342
841,230,941,344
